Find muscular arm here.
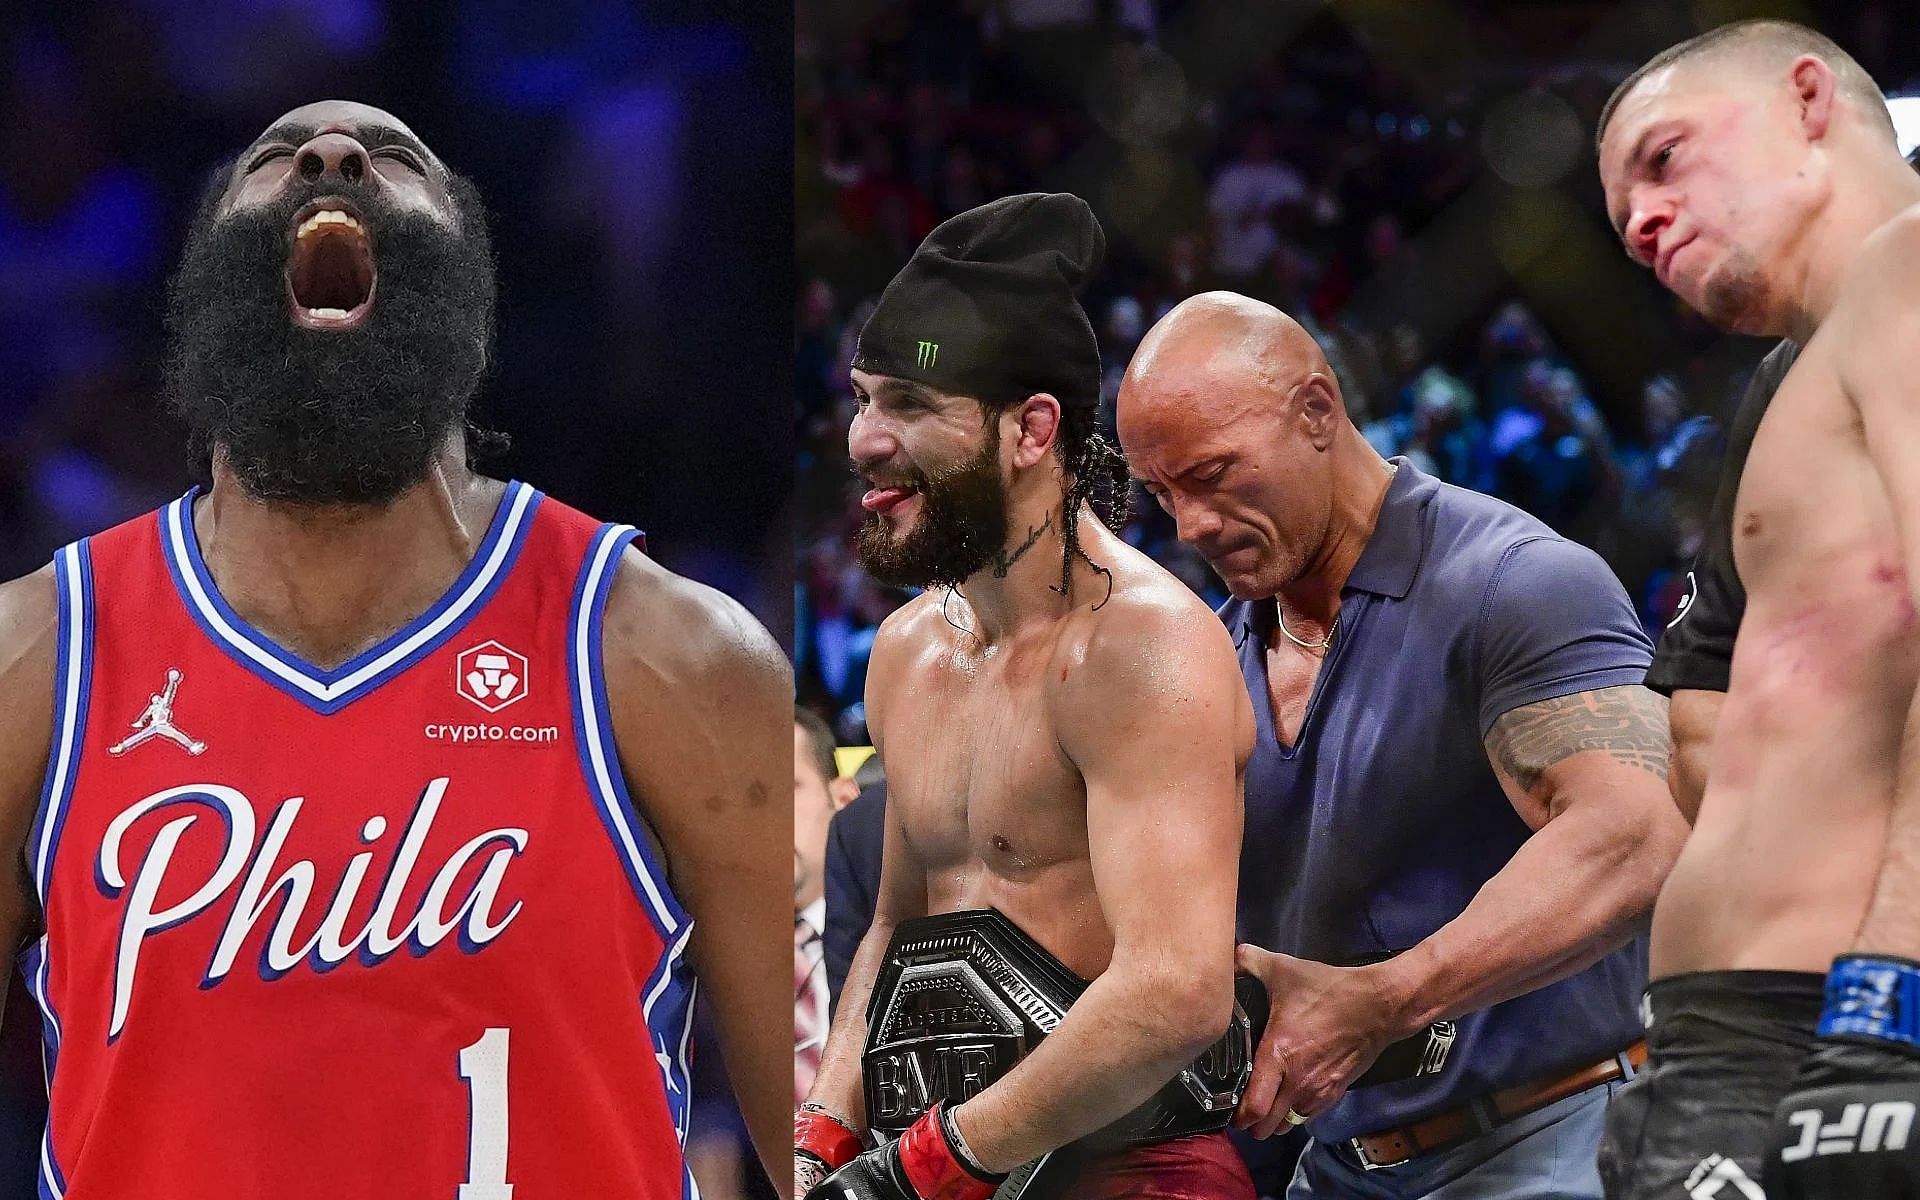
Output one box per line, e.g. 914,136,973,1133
1667,689,1723,823
0,569,55,938
1375,684,1687,1031
0,569,57,1024
947,599,1252,1174
801,609,929,1185
603,553,792,1196
1838,214,1920,956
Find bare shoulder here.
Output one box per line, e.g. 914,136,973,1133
1071,549,1233,661
869,589,947,663
600,547,788,730
1048,553,1253,777
0,566,58,656
1841,205,1920,313
1828,206,1920,405
863,590,952,745
1863,203,1920,263
1052,562,1239,712
0,566,58,933
0,566,58,728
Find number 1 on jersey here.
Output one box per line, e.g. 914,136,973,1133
459,1028,513,1199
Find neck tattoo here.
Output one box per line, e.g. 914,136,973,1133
991,513,1053,578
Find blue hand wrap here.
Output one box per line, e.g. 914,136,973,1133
1819,955,1920,1047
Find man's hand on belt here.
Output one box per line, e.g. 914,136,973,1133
1233,944,1404,1139
806,1103,1008,1200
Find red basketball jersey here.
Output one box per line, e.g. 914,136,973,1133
22,481,702,1199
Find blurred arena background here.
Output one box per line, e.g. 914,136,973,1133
0,2,789,1196
794,0,1920,744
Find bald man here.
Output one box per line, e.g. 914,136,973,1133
0,101,792,1198
1597,20,1920,1199
1117,293,1687,1199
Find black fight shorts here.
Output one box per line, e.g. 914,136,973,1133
1599,971,1823,1200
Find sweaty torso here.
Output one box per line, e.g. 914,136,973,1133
1653,326,1920,977
872,557,1180,981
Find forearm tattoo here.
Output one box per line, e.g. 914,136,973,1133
1485,684,1672,791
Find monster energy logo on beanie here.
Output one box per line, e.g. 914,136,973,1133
853,193,1105,411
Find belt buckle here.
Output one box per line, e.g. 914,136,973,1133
1350,1138,1409,1171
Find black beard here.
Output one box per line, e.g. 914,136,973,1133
162,173,496,506
857,423,1011,590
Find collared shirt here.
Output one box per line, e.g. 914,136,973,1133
795,899,829,1108
1220,459,1652,1144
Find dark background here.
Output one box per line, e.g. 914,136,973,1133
795,0,1920,742
0,1,791,1196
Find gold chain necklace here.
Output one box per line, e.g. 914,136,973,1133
1276,607,1338,651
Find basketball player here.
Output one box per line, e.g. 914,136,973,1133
0,101,791,1198
1596,21,1920,1197
795,193,1258,1199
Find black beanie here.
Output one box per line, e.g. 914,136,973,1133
852,192,1105,411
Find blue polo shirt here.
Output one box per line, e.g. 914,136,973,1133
1221,459,1652,1144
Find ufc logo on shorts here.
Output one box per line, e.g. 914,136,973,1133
1780,1100,1915,1161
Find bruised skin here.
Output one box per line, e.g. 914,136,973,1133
1652,321,1920,978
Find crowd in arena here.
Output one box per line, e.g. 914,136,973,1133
795,0,1911,738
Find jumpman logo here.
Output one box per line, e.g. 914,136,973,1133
109,669,207,757
655,1035,679,1093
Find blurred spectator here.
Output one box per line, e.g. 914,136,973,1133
797,0,1883,733
1098,294,1147,410
1492,362,1620,536
837,134,936,248
797,278,839,428
794,708,857,1105
822,775,887,1012
1405,366,1494,494
1208,119,1308,280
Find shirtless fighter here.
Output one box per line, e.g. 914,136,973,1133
794,193,1258,1200
1597,21,1920,1197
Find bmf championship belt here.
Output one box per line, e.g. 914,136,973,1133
859,910,1455,1198
863,909,1255,1146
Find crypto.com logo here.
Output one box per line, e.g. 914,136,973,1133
456,641,528,713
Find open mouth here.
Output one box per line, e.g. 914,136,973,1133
285,199,376,330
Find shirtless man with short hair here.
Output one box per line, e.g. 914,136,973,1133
1596,19,1920,1197
795,193,1258,1200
